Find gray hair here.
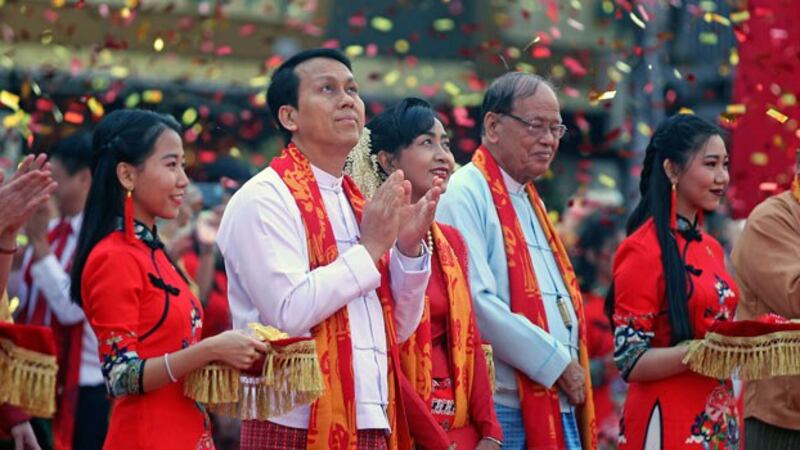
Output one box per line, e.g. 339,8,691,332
479,72,554,135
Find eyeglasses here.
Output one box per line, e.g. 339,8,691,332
502,113,568,140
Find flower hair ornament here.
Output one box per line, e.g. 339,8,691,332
344,127,386,199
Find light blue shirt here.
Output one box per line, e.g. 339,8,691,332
437,163,578,410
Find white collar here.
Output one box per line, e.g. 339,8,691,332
500,167,527,195
311,164,344,190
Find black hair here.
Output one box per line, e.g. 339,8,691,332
605,114,722,344
70,109,182,304
366,97,437,160
49,131,93,175
267,48,352,144
573,207,625,293
479,72,552,135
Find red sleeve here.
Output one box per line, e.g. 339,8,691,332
0,403,30,433
612,234,664,380
439,223,503,441
82,241,148,397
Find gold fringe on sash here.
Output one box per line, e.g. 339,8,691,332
0,337,58,417
482,344,496,392
185,337,324,420
683,331,800,380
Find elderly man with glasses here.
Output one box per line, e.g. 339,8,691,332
437,72,597,450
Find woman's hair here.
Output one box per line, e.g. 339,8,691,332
573,207,624,293
367,97,437,168
605,114,721,344
70,109,182,304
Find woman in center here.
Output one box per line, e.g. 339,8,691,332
348,98,502,450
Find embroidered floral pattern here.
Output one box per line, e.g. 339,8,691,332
613,314,656,380
686,382,740,449
101,332,144,398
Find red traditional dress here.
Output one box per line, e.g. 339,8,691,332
582,292,622,447
400,222,502,448
81,223,214,450
613,217,740,449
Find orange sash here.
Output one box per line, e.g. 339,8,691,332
271,144,408,450
399,222,475,432
472,146,597,450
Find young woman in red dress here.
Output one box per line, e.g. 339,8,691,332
349,98,503,450
70,109,266,450
606,114,739,449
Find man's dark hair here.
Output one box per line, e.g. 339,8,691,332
267,48,353,144
49,131,93,175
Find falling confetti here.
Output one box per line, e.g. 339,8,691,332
766,108,789,124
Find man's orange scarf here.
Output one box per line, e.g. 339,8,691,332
271,144,408,450
472,146,597,450
398,222,476,432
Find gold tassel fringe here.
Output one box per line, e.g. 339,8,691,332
185,340,324,420
683,331,800,380
0,337,57,417
482,344,496,392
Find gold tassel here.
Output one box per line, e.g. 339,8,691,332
683,331,800,380
0,337,58,417
184,339,324,420
482,344,496,392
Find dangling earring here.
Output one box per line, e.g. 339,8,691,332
125,189,135,242
670,182,678,230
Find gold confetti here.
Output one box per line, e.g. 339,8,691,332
767,108,789,123
0,90,20,110
433,18,454,32
598,173,617,188
371,16,393,32
678,107,695,115
780,93,797,107
384,70,400,86
143,90,163,103
699,32,718,45
394,39,410,54
597,90,616,101
443,82,461,97
182,108,198,125
629,12,646,29
345,45,363,58
730,10,750,23
249,76,269,88
726,104,746,114
750,152,768,166
87,97,104,117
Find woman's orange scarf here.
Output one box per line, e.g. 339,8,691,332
271,144,408,450
472,146,597,450
398,222,476,432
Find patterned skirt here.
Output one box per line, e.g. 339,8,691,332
240,420,388,450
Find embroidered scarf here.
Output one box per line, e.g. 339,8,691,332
472,146,597,450
271,144,407,450
398,222,476,432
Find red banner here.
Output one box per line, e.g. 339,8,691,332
728,0,800,218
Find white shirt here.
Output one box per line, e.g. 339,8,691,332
217,164,430,430
8,214,103,386
501,169,579,411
